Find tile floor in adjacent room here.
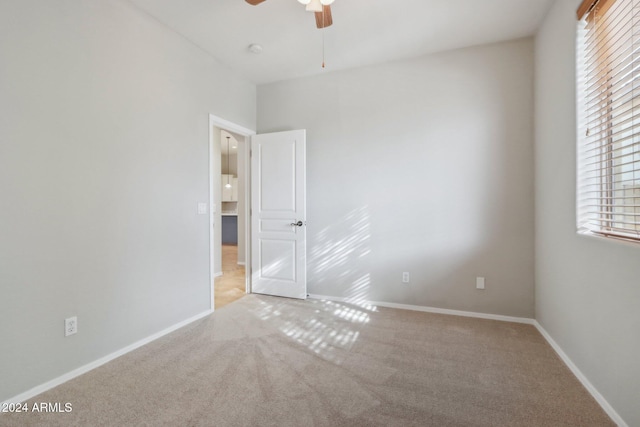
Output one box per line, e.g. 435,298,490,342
214,244,246,309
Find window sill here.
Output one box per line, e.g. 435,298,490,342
576,229,640,250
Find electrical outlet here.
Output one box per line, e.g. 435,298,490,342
476,277,485,290
402,272,410,283
65,316,77,337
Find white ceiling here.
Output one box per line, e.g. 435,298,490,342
128,0,554,85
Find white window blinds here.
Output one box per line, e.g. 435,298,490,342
577,0,640,242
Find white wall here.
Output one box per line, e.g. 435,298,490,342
535,1,640,425
0,0,255,402
258,38,535,318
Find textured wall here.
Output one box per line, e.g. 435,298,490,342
0,0,255,401
258,38,535,318
535,0,640,425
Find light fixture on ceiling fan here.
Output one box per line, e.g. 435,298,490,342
245,0,334,29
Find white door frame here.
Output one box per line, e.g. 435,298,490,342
208,114,255,311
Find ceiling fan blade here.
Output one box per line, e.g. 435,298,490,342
245,0,266,5
315,5,333,29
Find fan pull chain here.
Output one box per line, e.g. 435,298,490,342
322,30,325,68
322,8,326,68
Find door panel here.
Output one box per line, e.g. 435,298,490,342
251,130,306,299
259,140,296,212
259,240,296,281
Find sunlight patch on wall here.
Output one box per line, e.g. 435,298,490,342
309,206,373,305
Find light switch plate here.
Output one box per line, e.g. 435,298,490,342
197,203,208,215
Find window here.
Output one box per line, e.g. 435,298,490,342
577,0,640,242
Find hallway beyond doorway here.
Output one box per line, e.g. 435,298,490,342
214,244,246,309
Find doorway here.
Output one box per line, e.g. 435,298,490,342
208,117,308,309
209,115,255,311
217,130,245,308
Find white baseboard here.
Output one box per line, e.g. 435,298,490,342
1,309,213,406
533,321,628,427
307,294,535,324
214,271,223,278
237,262,245,266
3,296,625,427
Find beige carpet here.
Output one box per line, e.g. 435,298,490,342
0,295,614,426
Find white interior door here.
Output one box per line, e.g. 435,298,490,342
251,130,306,299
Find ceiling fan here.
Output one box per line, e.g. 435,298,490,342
245,0,334,29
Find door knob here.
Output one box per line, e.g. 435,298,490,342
290,220,303,227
